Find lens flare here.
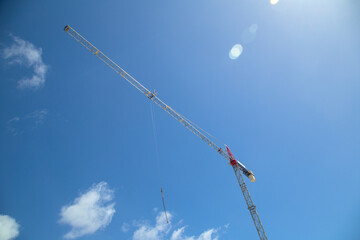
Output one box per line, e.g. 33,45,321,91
249,24,258,34
229,44,243,60
270,0,279,5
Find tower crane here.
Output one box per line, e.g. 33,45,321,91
64,25,268,240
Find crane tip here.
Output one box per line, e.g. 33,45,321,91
248,171,256,182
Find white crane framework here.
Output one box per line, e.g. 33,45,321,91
64,25,267,240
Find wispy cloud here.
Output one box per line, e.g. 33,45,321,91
59,182,116,239
121,222,130,233
133,212,172,240
0,214,20,240
131,211,220,240
171,227,219,240
26,109,48,126
2,35,48,89
6,109,48,136
6,117,22,136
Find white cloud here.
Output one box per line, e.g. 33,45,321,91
59,182,115,239
26,109,48,126
197,229,218,240
170,227,193,240
132,212,219,240
6,109,48,136
0,215,20,240
133,212,171,240
6,117,21,136
121,222,130,233
170,227,218,240
2,35,48,89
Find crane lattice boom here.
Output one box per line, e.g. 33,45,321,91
64,25,268,240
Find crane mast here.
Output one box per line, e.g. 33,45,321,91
64,25,268,240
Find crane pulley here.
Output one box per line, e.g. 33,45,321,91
64,25,268,240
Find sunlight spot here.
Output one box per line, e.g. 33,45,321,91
242,24,258,43
249,24,258,34
229,44,243,60
270,0,279,5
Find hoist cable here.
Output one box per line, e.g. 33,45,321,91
150,102,169,224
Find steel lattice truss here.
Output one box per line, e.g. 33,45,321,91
233,166,267,240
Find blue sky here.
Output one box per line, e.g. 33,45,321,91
0,0,360,239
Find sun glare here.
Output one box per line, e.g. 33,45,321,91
249,24,258,34
229,44,243,60
270,0,279,5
